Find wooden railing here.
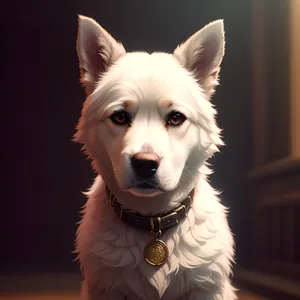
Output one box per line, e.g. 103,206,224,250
248,158,300,281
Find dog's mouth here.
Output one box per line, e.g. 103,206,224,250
136,182,155,189
128,181,165,197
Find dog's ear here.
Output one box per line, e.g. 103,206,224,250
76,15,126,95
174,20,225,97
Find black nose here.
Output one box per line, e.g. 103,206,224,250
131,152,160,178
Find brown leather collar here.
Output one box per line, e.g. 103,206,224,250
105,186,193,234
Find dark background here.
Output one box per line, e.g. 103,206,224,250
1,0,252,275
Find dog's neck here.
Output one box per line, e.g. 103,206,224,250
104,177,199,216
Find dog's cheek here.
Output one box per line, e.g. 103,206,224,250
103,129,133,188
156,145,187,190
114,154,134,189
170,127,199,175
105,136,123,167
169,129,194,163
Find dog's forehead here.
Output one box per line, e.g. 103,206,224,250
104,52,198,103
91,51,203,116
114,52,189,84
120,52,177,66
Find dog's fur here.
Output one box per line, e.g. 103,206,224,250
74,15,236,300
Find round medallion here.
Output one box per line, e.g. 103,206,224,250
144,239,169,266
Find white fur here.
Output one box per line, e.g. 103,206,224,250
74,16,237,300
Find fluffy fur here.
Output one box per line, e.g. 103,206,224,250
74,15,237,300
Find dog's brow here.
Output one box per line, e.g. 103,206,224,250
123,100,137,109
159,100,174,108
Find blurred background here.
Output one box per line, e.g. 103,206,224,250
1,0,299,299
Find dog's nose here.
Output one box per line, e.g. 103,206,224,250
131,152,160,178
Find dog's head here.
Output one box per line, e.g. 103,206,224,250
74,16,224,206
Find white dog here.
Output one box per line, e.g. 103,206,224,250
74,15,236,300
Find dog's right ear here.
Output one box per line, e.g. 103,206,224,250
76,15,126,95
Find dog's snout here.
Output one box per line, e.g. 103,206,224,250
131,152,160,178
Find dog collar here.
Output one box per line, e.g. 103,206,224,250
105,186,193,234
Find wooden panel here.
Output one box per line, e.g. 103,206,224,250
249,161,300,280
281,207,295,263
265,0,290,162
235,267,300,300
251,0,291,166
290,0,300,157
252,0,268,166
295,206,300,265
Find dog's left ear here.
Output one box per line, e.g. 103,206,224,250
76,15,126,96
174,20,225,97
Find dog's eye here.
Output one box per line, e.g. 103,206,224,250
167,112,186,127
110,111,131,126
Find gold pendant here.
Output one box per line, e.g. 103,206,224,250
144,238,169,266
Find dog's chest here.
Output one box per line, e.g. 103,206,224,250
79,200,224,300
90,246,214,300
